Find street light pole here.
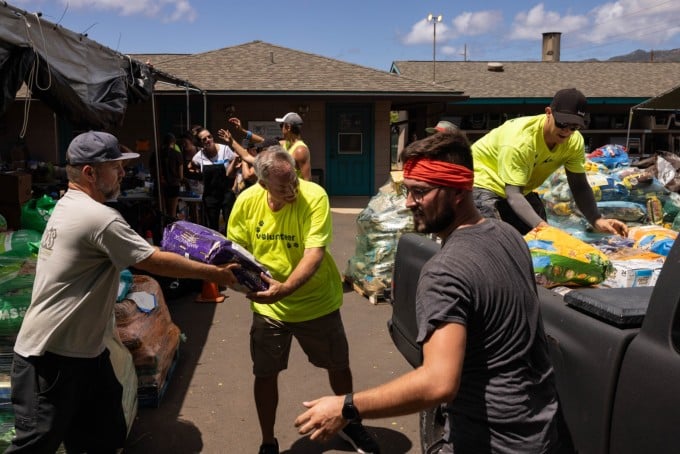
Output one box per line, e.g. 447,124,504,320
427,13,442,83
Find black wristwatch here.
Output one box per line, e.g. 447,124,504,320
342,393,361,421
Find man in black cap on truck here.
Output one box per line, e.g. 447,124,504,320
471,87,628,236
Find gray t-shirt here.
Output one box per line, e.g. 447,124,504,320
416,219,559,454
14,189,155,358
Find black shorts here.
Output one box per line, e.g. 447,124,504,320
6,350,127,453
250,310,350,377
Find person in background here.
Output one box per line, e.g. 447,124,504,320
231,140,262,196
191,128,237,231
180,130,203,198
294,131,571,454
222,114,311,181
425,120,459,135
226,116,266,146
218,117,282,172
227,147,379,454
6,131,238,453
275,112,311,180
471,87,628,236
158,132,184,218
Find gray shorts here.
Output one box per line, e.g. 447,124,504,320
250,310,350,377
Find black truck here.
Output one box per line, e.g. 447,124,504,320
388,232,680,454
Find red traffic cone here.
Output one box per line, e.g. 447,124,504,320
196,280,225,303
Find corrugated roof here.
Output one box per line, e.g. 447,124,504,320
139,41,462,95
391,61,680,99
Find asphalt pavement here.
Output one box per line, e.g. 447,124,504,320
123,196,419,454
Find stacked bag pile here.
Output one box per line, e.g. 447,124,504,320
344,173,418,302
115,273,181,407
0,216,40,449
530,144,680,288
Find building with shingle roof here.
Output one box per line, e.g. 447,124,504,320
391,58,680,155
3,40,469,197
3,37,680,199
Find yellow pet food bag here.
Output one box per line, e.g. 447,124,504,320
524,225,613,287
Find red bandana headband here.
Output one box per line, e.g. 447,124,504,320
403,157,474,191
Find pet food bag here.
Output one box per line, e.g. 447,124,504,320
525,225,613,287
628,225,678,257
161,220,270,292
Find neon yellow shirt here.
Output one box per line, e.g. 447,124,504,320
227,179,342,322
283,139,308,177
472,114,585,197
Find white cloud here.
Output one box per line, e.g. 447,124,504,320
587,0,680,45
402,10,503,46
402,17,451,45
509,3,589,40
506,0,679,49
397,2,679,58
56,0,196,22
453,11,503,36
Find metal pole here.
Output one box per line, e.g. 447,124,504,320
433,21,436,83
185,86,190,131
151,91,163,214
427,14,442,83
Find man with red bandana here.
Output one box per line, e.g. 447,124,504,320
472,88,628,236
295,132,572,454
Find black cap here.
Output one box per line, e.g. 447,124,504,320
550,88,587,127
66,131,139,165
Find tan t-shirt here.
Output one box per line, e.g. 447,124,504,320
14,189,155,358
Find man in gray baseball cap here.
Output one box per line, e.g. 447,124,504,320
275,112,304,126
274,112,311,180
6,131,239,453
66,131,140,165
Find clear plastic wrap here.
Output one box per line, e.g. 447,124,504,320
344,177,418,300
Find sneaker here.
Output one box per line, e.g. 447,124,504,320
339,421,380,454
258,438,279,454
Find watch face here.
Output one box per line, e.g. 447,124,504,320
342,394,359,420
342,404,359,420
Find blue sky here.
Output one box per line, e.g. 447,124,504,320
11,0,680,70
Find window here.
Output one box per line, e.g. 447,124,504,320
338,133,362,155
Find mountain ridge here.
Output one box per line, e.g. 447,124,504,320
587,48,680,62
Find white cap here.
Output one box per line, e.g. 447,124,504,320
274,112,303,126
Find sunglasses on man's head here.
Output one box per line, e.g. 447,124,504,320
554,121,581,131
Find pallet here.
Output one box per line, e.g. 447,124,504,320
138,346,180,408
343,275,390,305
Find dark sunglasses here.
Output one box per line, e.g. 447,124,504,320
554,121,581,131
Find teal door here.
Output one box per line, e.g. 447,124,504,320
326,104,373,196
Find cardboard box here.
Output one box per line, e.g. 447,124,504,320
0,202,22,231
0,172,32,204
603,259,664,288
